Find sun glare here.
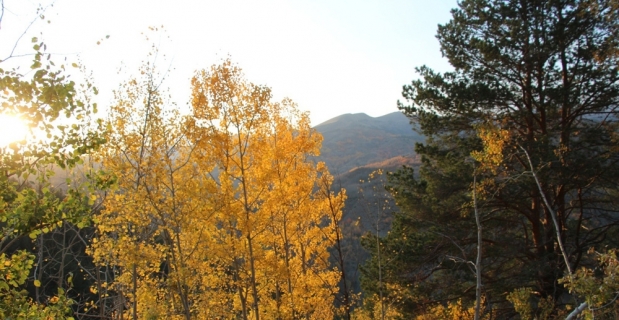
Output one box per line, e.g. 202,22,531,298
0,114,28,148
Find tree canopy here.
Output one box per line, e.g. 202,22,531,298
89,56,345,319
0,12,105,318
361,0,619,318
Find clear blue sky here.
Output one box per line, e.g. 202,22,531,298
2,0,458,126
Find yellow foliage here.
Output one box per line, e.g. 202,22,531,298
414,299,489,320
561,249,619,319
351,293,404,320
506,287,559,320
471,123,511,174
91,59,341,319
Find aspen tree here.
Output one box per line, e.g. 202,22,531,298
92,56,219,319
94,57,341,319
189,60,340,319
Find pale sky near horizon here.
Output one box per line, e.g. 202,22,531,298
2,0,458,126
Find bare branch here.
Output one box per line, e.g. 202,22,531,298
0,0,5,30
2,8,38,62
519,145,573,276
565,301,588,320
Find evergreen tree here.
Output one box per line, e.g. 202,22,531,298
362,0,619,317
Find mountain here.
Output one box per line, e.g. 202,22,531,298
314,112,423,224
314,111,423,224
314,112,424,175
313,112,424,293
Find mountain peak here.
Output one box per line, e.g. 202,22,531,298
314,113,372,127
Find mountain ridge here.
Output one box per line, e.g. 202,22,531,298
314,111,423,175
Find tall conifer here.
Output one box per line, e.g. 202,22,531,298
362,0,619,317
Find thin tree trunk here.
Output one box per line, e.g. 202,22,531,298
238,135,260,320
377,216,385,320
132,264,138,320
324,182,351,320
96,264,105,318
565,302,588,320
36,234,44,303
473,169,483,320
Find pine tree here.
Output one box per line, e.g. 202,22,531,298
362,0,619,317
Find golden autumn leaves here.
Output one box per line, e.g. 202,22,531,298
90,59,346,319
